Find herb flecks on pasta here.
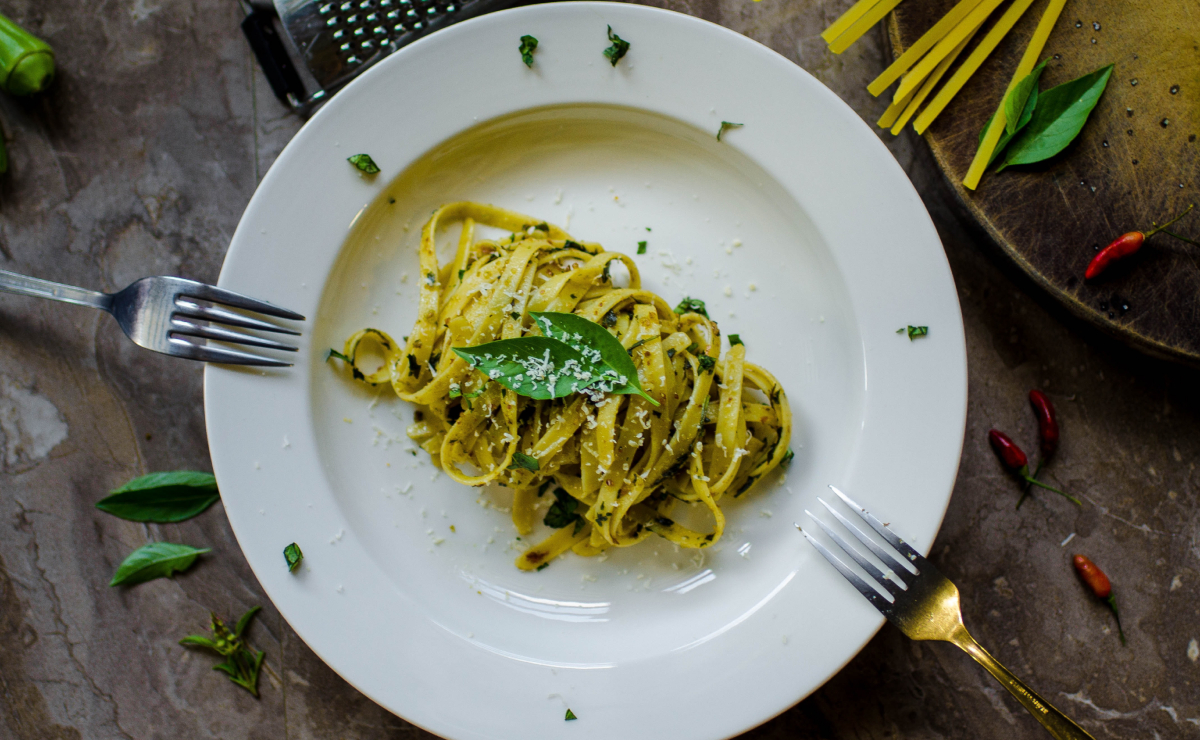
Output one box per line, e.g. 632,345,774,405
331,202,791,570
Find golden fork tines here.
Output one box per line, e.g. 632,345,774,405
799,486,1095,740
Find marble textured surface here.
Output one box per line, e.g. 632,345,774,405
1,1,1196,738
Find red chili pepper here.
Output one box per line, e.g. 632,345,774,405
988,430,1027,471
1073,554,1125,645
1086,203,1196,279
1021,391,1060,508
1028,390,1059,460
988,429,1080,505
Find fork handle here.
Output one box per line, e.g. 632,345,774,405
0,269,112,311
951,625,1095,740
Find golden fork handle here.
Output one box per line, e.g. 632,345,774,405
949,625,1095,740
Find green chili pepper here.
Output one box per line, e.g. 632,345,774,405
0,13,54,96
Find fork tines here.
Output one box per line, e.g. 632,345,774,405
169,280,305,366
798,485,928,614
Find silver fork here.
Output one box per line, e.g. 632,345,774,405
799,486,1095,740
0,269,304,366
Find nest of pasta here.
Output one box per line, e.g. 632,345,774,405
332,202,792,570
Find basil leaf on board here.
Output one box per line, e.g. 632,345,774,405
347,153,380,174
109,542,210,586
980,62,1045,165
1004,59,1048,136
531,311,657,404
95,471,219,523
283,543,303,572
453,336,609,400
518,34,538,68
997,64,1114,172
508,452,540,472
603,25,629,67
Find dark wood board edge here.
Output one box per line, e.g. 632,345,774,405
885,12,1200,368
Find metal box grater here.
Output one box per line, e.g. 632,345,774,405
240,0,516,114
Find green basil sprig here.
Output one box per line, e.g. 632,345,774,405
532,312,655,403
451,312,657,404
984,63,1113,172
603,25,629,67
109,542,210,586
180,606,266,697
95,471,218,523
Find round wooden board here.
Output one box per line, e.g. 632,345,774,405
887,1,1200,364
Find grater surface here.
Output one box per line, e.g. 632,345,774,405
272,0,509,107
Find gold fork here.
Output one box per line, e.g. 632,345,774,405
799,486,1095,740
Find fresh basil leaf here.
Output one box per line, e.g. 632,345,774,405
674,297,708,318
603,25,629,67
728,334,743,346
1004,59,1048,136
906,325,929,340
508,452,540,472
531,311,657,404
95,471,219,523
565,709,578,721
637,241,647,254
980,63,1045,164
544,488,582,529
997,64,1114,171
518,34,538,68
717,121,743,141
283,543,303,572
698,355,716,372
109,542,209,586
234,605,261,638
453,336,608,400
347,153,380,174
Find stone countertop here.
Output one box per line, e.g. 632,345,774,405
0,1,1195,738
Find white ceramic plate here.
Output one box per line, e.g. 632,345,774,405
205,4,966,738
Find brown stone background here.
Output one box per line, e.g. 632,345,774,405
0,1,1196,738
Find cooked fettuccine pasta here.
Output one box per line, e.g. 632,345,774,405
331,202,791,570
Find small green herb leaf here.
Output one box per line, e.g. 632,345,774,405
905,325,929,340
544,488,583,529
603,25,629,67
565,709,578,721
717,121,743,141
519,34,538,67
997,64,1114,172
326,348,351,363
781,448,795,467
508,452,540,472
283,543,303,572
109,542,210,586
674,297,709,318
347,153,380,174
698,355,716,372
637,240,647,254
728,334,743,346
532,311,657,404
536,562,549,571
95,471,218,523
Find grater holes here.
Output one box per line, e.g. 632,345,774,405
333,28,344,39
373,26,387,35
340,1,352,10
319,3,334,13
